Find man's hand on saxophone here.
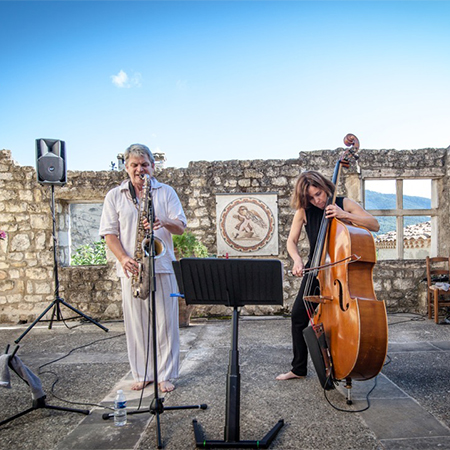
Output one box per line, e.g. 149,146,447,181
143,217,162,231
143,216,185,235
121,255,139,279
104,234,139,279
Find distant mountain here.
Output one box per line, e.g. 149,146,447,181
365,190,431,210
365,190,431,235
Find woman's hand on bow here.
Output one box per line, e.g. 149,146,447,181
291,259,305,277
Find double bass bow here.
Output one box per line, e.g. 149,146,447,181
303,134,388,392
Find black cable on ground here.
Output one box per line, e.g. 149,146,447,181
387,312,426,326
323,376,378,413
37,331,126,411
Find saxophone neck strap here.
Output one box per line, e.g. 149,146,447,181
128,181,139,207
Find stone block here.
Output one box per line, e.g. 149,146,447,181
34,282,52,294
8,253,25,262
194,207,208,217
238,179,251,187
30,214,51,229
25,268,51,280
200,217,211,227
392,278,415,290
0,172,13,181
272,176,288,186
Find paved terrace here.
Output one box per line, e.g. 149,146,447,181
0,314,449,450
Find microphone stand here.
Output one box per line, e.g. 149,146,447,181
103,180,206,449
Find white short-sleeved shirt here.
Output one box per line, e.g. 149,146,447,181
99,178,186,277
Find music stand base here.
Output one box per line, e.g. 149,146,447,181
193,419,284,449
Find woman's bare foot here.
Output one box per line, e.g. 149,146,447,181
131,380,152,390
159,380,175,393
276,371,305,380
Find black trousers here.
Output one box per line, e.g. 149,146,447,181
290,274,320,376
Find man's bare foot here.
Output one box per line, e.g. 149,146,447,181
159,380,175,393
276,371,305,380
131,380,152,390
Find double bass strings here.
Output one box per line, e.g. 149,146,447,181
302,196,332,324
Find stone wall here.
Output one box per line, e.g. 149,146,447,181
0,147,448,324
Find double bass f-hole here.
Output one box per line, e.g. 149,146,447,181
334,279,348,312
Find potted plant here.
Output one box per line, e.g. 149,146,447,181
173,232,209,326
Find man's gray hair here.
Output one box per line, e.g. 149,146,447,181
124,144,155,163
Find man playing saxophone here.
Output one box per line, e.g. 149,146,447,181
99,144,186,392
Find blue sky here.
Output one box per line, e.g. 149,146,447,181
1,1,449,173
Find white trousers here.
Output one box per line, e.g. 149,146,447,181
120,273,180,383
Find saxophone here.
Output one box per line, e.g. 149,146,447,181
132,174,166,299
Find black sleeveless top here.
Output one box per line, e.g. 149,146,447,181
305,196,345,262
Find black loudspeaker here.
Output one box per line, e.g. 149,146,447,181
36,139,67,185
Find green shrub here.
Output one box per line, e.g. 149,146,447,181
71,240,107,266
173,232,208,258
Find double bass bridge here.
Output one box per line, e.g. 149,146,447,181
304,295,333,304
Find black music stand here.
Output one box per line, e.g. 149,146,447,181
179,258,285,449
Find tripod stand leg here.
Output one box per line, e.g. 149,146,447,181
0,406,36,426
15,297,108,344
155,412,163,449
48,299,62,330
15,300,58,344
58,298,109,332
164,404,208,412
0,398,90,427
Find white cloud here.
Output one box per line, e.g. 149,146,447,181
111,70,142,88
111,70,129,88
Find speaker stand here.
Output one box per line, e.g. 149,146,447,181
15,185,108,344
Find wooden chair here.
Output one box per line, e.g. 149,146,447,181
426,256,450,324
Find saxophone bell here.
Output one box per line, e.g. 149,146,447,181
142,235,166,259
133,235,166,299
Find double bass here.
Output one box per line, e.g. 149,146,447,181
303,134,388,394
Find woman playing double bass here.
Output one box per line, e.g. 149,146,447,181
277,170,380,381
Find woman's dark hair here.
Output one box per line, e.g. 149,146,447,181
291,171,335,209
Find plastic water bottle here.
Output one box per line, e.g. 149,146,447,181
114,389,127,426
